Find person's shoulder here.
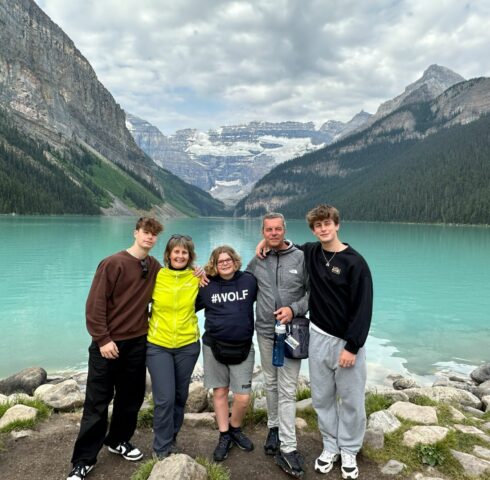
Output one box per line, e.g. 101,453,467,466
241,270,257,284
344,245,371,270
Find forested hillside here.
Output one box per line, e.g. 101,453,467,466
236,113,490,224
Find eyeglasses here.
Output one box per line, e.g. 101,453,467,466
140,258,149,279
170,234,192,241
217,258,234,266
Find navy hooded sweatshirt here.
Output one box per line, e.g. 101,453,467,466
196,271,257,345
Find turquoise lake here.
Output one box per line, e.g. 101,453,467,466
0,216,489,386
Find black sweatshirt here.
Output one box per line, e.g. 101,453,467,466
196,271,257,344
299,242,373,354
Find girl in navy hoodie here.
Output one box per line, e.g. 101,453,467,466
196,245,257,462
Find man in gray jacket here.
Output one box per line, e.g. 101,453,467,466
247,213,308,478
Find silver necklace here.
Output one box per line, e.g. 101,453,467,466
321,248,337,267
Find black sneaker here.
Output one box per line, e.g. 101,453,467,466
275,450,305,478
213,433,233,462
107,441,143,461
229,426,254,451
264,427,280,455
66,464,94,480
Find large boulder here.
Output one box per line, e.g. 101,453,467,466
402,426,449,447
148,453,207,480
0,404,37,429
471,363,490,384
402,386,481,409
367,410,401,434
451,450,490,476
366,386,409,402
183,412,216,428
0,367,47,395
363,428,384,449
388,401,438,424
478,380,490,397
184,382,208,413
393,377,419,390
34,379,84,411
381,459,406,475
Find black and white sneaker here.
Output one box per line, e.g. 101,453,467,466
314,450,339,474
341,451,359,479
264,426,280,455
66,464,93,480
275,450,305,478
108,441,143,461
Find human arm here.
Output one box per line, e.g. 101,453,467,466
85,260,117,348
193,265,209,287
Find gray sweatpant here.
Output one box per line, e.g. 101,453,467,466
257,334,301,453
309,328,366,455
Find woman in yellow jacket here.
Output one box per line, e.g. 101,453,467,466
146,234,200,460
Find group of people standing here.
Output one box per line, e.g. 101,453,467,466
66,204,373,480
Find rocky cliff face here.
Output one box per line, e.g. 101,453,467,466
126,114,371,206
354,64,465,136
0,0,150,174
0,0,225,216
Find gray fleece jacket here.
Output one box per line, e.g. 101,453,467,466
246,241,308,339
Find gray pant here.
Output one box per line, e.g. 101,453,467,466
309,328,366,455
257,334,301,453
146,341,200,455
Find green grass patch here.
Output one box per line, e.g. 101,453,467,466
296,387,311,401
196,456,231,480
243,406,268,427
0,397,52,433
364,392,394,417
411,395,438,407
137,406,154,429
130,459,156,480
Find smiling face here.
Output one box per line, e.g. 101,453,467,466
262,217,287,250
312,218,340,246
169,245,190,269
216,252,237,280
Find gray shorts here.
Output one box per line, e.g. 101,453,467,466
203,343,254,394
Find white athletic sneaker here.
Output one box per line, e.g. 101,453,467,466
108,441,143,461
340,451,359,479
314,450,339,474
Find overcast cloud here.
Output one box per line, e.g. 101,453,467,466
37,0,490,134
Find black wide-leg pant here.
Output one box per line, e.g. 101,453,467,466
70,335,146,466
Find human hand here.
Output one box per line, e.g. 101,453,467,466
100,341,119,359
255,239,268,259
274,306,293,324
338,349,356,368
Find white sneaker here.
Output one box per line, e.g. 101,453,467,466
314,450,339,474
341,451,359,479
108,441,143,461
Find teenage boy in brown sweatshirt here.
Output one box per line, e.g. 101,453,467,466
67,217,163,480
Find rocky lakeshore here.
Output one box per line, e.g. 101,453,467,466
1,364,490,480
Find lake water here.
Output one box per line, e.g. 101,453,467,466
0,216,489,387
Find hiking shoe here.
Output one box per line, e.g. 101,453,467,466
264,426,280,455
213,433,233,462
152,450,171,461
341,451,359,479
314,450,339,474
66,464,93,480
275,450,305,478
229,426,254,451
107,441,143,461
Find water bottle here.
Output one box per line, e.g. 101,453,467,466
272,322,286,367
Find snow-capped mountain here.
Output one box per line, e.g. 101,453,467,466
126,114,371,205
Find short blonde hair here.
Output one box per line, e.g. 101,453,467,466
163,234,196,268
204,245,242,277
306,204,340,229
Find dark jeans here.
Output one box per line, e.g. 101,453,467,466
146,340,200,454
71,335,147,466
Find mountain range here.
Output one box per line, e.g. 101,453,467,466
236,67,490,225
126,111,372,206
0,0,224,216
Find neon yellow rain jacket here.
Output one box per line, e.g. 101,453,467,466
147,268,200,348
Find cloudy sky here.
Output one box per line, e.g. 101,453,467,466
37,0,490,134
